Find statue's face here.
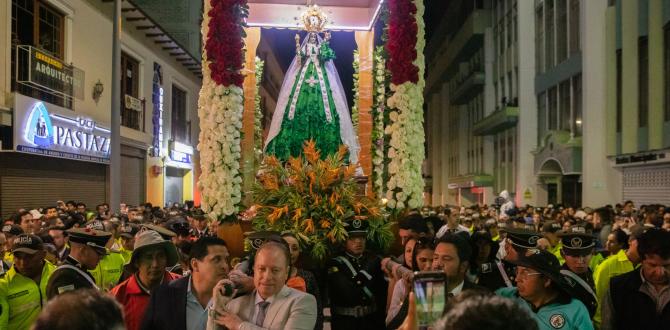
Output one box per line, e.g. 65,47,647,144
309,33,316,43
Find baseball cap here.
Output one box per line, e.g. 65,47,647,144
12,234,44,254
2,224,24,236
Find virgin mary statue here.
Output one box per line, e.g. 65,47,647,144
264,6,360,164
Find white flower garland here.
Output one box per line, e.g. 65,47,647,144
254,56,265,166
196,0,244,220
351,50,360,133
385,0,425,210
372,48,386,200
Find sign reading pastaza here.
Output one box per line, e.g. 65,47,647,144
14,94,110,163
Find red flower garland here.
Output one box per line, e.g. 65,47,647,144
386,0,419,85
206,0,247,87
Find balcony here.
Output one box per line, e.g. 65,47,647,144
473,106,519,136
13,45,85,109
450,71,485,105
426,9,490,93
447,174,494,189
122,94,146,131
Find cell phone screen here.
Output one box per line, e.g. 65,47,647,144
413,271,447,328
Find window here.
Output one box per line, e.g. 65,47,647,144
559,80,571,131
665,24,670,121
11,0,67,107
538,91,547,144
172,85,189,143
573,74,582,136
548,86,558,130
557,0,568,63
121,52,142,130
616,49,622,132
546,0,555,69
536,4,545,73
569,0,580,55
638,37,648,127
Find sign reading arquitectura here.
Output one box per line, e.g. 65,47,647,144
14,94,110,163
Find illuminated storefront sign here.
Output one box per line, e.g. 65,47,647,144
168,141,193,166
14,94,110,163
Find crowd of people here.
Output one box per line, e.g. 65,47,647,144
0,196,669,330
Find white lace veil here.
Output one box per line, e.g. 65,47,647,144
263,32,360,165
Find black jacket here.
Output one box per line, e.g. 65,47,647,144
609,269,670,330
141,276,189,330
46,256,96,300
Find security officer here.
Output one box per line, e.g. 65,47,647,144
188,207,213,239
496,249,594,330
478,227,542,291
46,227,111,299
326,219,387,330
2,224,24,265
85,221,125,291
0,234,56,329
541,221,564,264
558,226,598,317
119,223,140,263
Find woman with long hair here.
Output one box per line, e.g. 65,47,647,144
386,237,434,329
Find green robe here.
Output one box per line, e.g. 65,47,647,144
266,41,342,160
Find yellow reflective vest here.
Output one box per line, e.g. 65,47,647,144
90,250,125,291
593,249,635,328
0,261,56,330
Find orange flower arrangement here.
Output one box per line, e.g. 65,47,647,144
249,140,393,261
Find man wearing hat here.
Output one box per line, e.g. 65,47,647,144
85,220,126,291
559,226,596,288
326,219,387,330
119,223,140,263
540,221,564,264
111,229,180,330
2,224,24,266
0,234,56,329
188,208,213,239
558,226,598,317
496,249,594,330
478,227,542,291
45,227,111,299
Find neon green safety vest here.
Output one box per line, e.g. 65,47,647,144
90,250,125,291
0,261,56,330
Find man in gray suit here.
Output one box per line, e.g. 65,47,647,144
209,240,317,330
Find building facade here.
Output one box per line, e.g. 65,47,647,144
0,0,202,217
426,0,670,208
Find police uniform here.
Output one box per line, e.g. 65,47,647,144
326,220,386,330
118,223,140,264
496,249,594,330
2,224,25,266
557,226,598,317
0,234,56,330
478,227,541,291
188,208,214,239
542,222,565,264
46,227,111,299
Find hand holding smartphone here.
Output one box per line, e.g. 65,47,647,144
412,271,447,329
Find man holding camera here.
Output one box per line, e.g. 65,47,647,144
327,219,387,330
208,240,316,330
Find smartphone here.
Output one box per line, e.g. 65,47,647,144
412,271,447,328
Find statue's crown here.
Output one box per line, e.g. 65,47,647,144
301,5,328,33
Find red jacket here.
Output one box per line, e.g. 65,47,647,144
110,271,181,330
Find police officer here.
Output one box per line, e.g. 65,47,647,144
85,220,125,291
0,234,56,329
327,219,386,330
188,208,213,239
558,226,598,317
46,227,111,299
496,249,594,330
478,227,542,291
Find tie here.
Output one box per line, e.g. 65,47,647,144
255,301,270,326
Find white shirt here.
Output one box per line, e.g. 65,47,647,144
252,290,276,325
450,280,465,296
